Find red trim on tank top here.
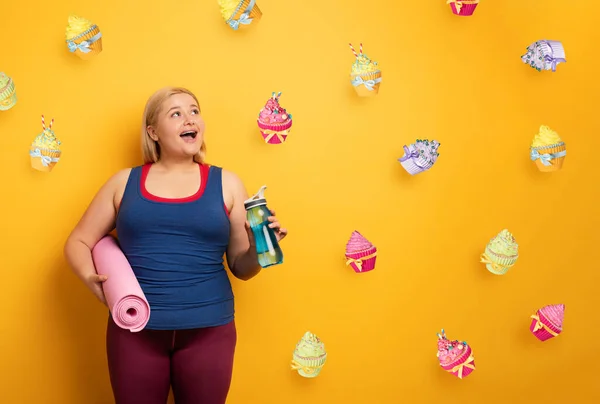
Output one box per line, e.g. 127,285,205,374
141,163,208,203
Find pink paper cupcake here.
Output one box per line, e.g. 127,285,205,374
345,231,377,273
437,329,475,379
530,304,565,341
446,0,479,16
257,92,292,144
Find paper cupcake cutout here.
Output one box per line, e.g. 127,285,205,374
66,15,103,59
446,0,479,16
0,72,17,111
257,92,292,144
437,329,475,379
530,125,566,172
291,331,327,378
218,0,262,30
480,229,518,275
349,43,381,97
530,304,565,341
345,231,377,273
398,139,441,175
30,115,62,172
521,40,566,72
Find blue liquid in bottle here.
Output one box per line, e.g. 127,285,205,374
244,185,283,268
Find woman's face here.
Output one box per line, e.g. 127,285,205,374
148,93,205,160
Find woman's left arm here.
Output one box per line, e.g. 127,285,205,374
223,170,287,281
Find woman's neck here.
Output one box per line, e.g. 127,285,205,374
153,158,198,172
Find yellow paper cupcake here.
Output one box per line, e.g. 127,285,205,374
30,116,62,172
66,15,103,59
0,72,17,111
291,331,327,378
218,0,262,30
530,125,566,172
349,43,382,97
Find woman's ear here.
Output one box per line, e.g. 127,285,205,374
147,126,159,141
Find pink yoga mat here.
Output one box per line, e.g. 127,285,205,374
91,235,150,332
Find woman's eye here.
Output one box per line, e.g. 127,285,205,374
171,111,180,117
192,109,200,115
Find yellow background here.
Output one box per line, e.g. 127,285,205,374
2,0,600,403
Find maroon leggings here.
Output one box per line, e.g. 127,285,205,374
106,316,236,404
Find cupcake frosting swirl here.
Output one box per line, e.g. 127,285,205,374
437,330,469,366
217,0,241,20
0,72,9,90
539,304,565,329
32,129,61,151
346,231,373,253
351,54,379,75
66,15,95,40
294,331,326,359
258,93,291,125
488,229,518,257
531,125,562,148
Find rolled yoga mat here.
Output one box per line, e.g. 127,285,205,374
91,235,150,332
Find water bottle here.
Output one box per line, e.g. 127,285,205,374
244,185,283,268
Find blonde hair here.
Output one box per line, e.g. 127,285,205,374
141,86,207,164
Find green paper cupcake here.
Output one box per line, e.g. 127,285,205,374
0,72,17,111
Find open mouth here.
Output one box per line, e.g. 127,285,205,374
180,130,198,139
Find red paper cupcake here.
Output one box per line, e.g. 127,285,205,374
257,92,292,144
345,231,377,273
530,304,565,341
446,0,479,16
437,329,475,379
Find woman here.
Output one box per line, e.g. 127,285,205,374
63,86,287,404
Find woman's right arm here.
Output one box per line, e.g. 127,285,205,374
63,169,131,305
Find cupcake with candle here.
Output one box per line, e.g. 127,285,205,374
521,40,566,72
0,72,17,111
446,0,479,16
218,0,262,30
480,229,518,275
65,14,103,59
29,116,62,172
291,331,327,378
345,231,377,273
257,92,292,144
530,125,567,172
530,304,565,341
437,329,475,379
398,139,441,175
349,43,382,97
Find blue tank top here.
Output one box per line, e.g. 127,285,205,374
115,163,234,330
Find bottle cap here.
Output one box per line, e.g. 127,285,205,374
244,185,268,210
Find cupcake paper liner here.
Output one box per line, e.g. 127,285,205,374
67,25,103,60
447,0,479,16
440,345,475,379
481,249,517,275
351,71,382,97
29,147,61,172
530,142,566,172
0,77,17,111
398,145,434,175
291,353,327,378
345,246,377,273
226,0,262,30
257,120,292,144
530,310,562,341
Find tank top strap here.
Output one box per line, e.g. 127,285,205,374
122,165,143,201
204,165,224,201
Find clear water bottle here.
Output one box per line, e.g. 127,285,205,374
244,185,283,268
